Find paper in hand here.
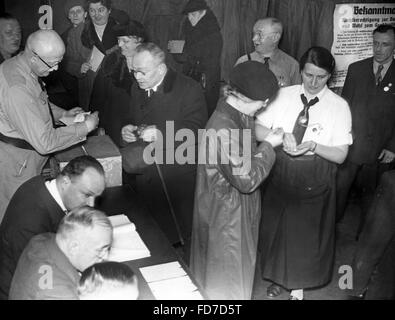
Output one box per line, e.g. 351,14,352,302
89,46,105,72
74,112,91,123
168,40,185,54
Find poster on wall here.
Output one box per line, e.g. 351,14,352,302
330,3,395,88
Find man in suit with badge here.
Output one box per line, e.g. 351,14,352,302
336,24,395,228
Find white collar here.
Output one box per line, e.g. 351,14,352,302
373,58,393,69
145,72,166,95
45,179,67,214
300,84,328,102
94,23,107,41
373,58,393,74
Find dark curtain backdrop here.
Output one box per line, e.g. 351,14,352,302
4,0,394,79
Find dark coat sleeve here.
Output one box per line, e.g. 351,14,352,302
174,79,208,134
341,63,355,107
212,126,276,194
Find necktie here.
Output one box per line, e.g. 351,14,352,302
38,78,56,128
263,57,270,68
146,89,154,98
375,64,384,86
292,94,319,144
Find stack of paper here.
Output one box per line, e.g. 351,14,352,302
108,214,151,262
140,261,204,300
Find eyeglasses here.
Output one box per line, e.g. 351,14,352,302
252,31,276,41
32,50,60,69
131,64,161,77
117,36,140,46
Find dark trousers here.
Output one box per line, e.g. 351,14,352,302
336,160,393,225
349,170,395,299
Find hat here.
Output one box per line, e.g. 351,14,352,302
64,0,87,16
229,61,279,101
182,0,209,14
113,20,147,41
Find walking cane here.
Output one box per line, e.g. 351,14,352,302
154,161,185,246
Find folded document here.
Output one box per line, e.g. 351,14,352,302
108,214,151,262
140,261,203,300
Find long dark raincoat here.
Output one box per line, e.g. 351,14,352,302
190,100,276,300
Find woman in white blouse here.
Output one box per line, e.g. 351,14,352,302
255,46,352,300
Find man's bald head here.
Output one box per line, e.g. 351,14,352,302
26,29,65,57
25,29,65,77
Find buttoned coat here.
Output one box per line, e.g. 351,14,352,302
342,58,395,165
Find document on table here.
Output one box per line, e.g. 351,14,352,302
108,214,151,262
89,45,105,72
140,261,204,300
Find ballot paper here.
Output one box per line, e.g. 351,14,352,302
140,261,204,300
74,112,90,123
108,214,151,262
167,40,185,54
58,112,90,126
89,45,105,72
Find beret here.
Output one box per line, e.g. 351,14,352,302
229,61,279,102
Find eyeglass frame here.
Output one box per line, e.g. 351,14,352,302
32,50,60,69
252,31,277,41
130,63,163,77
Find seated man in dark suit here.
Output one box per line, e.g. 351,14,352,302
121,42,208,262
0,155,106,300
9,206,113,300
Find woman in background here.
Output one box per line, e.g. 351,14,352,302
172,0,223,116
79,0,129,109
60,0,91,108
90,21,147,145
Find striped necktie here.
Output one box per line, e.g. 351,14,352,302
375,64,384,86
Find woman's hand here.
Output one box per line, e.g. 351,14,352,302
284,140,316,157
282,133,298,153
80,62,91,74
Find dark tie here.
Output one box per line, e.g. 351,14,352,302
375,64,384,86
263,57,270,68
292,94,319,144
146,89,154,98
38,78,57,128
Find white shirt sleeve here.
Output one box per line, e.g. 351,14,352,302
330,100,353,146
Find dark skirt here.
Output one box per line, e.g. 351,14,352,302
259,150,337,289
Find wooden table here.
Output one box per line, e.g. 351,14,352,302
96,185,204,300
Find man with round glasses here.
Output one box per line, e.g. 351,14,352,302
121,43,208,262
0,29,99,223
